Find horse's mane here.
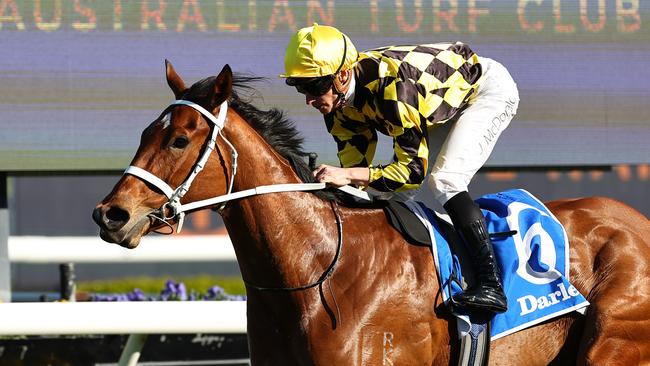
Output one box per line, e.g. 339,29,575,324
184,74,343,202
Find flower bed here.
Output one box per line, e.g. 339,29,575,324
88,279,246,301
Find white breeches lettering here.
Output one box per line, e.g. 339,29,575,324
427,57,520,205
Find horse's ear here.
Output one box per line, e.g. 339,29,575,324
211,64,233,108
165,59,187,99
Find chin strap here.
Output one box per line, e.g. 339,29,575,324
331,32,351,107
332,72,352,108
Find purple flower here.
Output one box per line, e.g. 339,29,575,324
88,279,245,302
176,282,188,301
204,285,226,300
127,288,146,301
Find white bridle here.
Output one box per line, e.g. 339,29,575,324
124,99,370,233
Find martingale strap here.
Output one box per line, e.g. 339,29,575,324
244,201,345,293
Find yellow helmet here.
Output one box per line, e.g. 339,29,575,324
280,24,358,79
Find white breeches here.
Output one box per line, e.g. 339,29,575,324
427,56,519,205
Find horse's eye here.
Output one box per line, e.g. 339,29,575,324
172,136,189,149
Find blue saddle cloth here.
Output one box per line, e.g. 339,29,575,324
405,189,589,340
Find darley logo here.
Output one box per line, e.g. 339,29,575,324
517,282,582,316
504,201,576,316
506,201,563,285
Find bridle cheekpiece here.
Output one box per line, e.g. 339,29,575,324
124,99,236,233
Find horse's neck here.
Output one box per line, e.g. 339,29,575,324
220,119,335,291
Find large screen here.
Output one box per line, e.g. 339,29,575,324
1,0,649,171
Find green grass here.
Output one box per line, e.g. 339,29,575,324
77,274,246,296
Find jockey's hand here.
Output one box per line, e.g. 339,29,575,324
312,165,370,187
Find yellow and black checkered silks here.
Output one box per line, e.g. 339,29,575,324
325,42,483,192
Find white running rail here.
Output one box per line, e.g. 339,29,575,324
6,235,244,366
0,301,247,335
8,235,237,263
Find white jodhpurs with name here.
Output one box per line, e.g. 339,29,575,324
426,56,519,205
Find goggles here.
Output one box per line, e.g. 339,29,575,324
286,76,334,96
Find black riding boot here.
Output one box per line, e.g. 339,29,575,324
444,192,508,313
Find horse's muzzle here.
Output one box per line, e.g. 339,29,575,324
92,204,143,248
93,205,130,232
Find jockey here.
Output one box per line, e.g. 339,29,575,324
280,24,518,314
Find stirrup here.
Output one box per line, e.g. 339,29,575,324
445,270,465,311
453,291,508,313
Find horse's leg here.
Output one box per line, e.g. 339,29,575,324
551,198,650,366
577,262,650,365
246,297,311,366
246,314,292,365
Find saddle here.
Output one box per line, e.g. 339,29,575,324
383,200,431,247
383,200,477,284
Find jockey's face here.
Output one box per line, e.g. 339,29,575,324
304,87,341,115
290,72,351,115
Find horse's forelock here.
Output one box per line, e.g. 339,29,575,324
180,76,217,104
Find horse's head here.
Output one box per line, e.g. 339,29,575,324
93,61,234,248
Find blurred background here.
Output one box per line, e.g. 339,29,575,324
1,0,649,293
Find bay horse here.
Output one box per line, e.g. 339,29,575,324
93,62,650,365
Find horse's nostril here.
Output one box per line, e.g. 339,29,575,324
106,207,129,226
93,206,130,231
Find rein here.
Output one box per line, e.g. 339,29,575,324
123,99,369,293
124,99,370,233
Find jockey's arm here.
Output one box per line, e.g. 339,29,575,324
366,99,429,192
312,165,370,187
322,99,428,192
320,113,377,187
318,126,428,191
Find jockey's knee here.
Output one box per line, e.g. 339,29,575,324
427,171,470,206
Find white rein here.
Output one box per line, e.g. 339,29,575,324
123,99,370,233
